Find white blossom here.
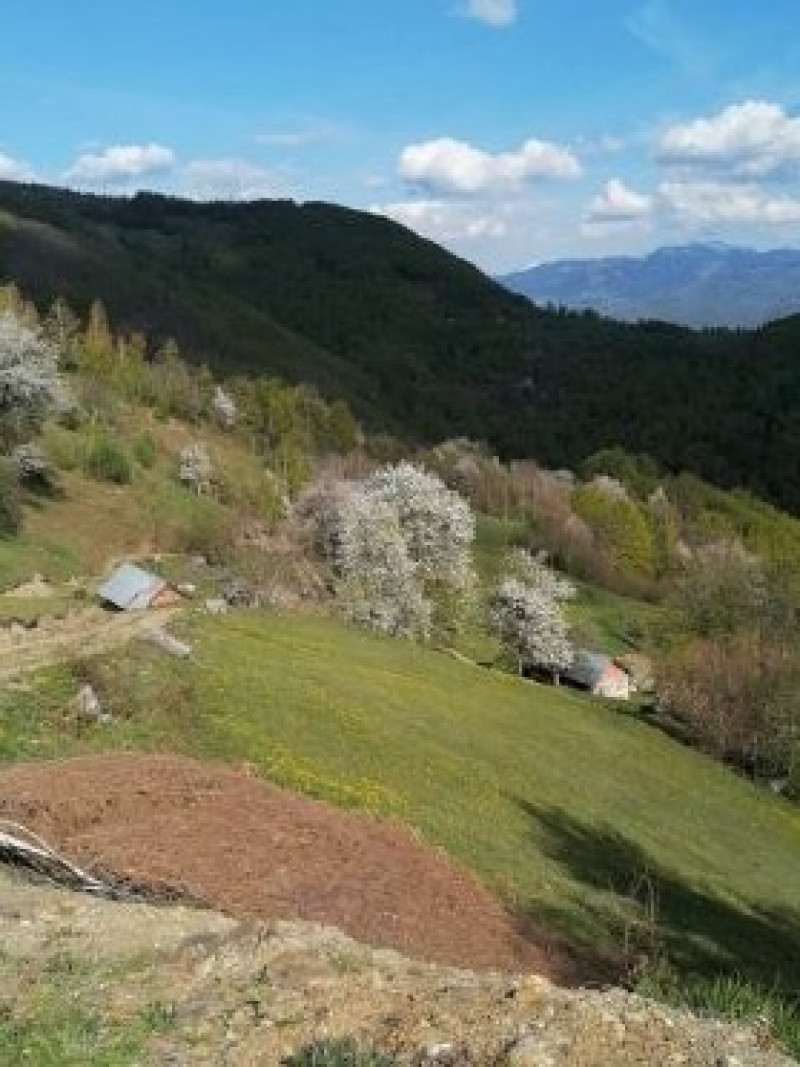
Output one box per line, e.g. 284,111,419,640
179,442,214,494
363,461,475,589
211,384,237,428
0,313,63,413
334,487,431,639
506,548,577,602
490,575,574,674
295,463,476,640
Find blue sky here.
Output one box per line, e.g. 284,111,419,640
2,0,800,270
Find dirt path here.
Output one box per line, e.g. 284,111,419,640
0,753,566,979
0,607,177,680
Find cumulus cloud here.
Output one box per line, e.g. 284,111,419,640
183,158,284,201
459,0,518,27
64,143,176,186
659,180,800,225
0,152,35,182
658,100,800,178
371,199,508,241
399,136,580,196
583,171,800,234
586,179,654,223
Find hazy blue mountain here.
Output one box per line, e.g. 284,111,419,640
501,243,800,328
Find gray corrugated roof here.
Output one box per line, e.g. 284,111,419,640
563,649,612,689
98,563,166,610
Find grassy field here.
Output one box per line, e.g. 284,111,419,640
3,608,799,1000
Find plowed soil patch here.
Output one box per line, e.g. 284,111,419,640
0,754,564,978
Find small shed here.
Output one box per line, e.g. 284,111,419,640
562,650,631,701
98,564,180,612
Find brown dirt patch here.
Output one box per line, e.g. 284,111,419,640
0,754,567,979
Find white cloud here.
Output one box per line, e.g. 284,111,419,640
0,152,35,182
459,0,518,27
659,180,800,225
182,158,284,201
399,136,580,196
371,199,508,241
586,179,654,223
658,100,800,178
64,143,176,186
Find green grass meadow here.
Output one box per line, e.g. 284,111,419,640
4,608,800,1003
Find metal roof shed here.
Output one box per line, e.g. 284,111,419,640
98,564,169,611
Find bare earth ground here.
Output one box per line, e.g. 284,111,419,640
0,753,563,978
0,868,792,1065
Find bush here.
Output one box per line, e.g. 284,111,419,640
169,502,234,564
573,482,657,579
132,432,157,469
85,433,132,484
0,459,22,535
656,630,800,778
283,1039,395,1066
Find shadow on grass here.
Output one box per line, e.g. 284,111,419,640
511,798,800,1000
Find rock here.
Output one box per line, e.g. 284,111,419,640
141,627,193,659
177,583,197,597
221,579,258,608
507,1034,556,1066
205,598,228,616
75,684,112,724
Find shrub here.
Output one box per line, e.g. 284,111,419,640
132,432,157,469
85,433,133,484
12,442,55,491
283,1039,395,1066
169,502,234,564
656,630,800,778
0,459,22,535
573,482,657,579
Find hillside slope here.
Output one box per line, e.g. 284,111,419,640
502,243,800,328
8,610,800,1001
2,868,792,1064
1,182,800,512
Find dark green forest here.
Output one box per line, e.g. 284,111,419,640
1,181,798,511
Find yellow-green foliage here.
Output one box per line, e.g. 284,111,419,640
572,484,657,577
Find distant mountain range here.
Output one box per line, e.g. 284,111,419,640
501,243,800,328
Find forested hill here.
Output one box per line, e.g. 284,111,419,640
0,181,799,512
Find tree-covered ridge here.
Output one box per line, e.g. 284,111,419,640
0,181,798,512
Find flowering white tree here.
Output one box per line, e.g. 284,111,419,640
490,552,574,679
506,548,577,603
295,463,476,640
363,461,475,590
0,313,63,415
335,488,431,638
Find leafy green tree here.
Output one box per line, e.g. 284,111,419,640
573,482,656,578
